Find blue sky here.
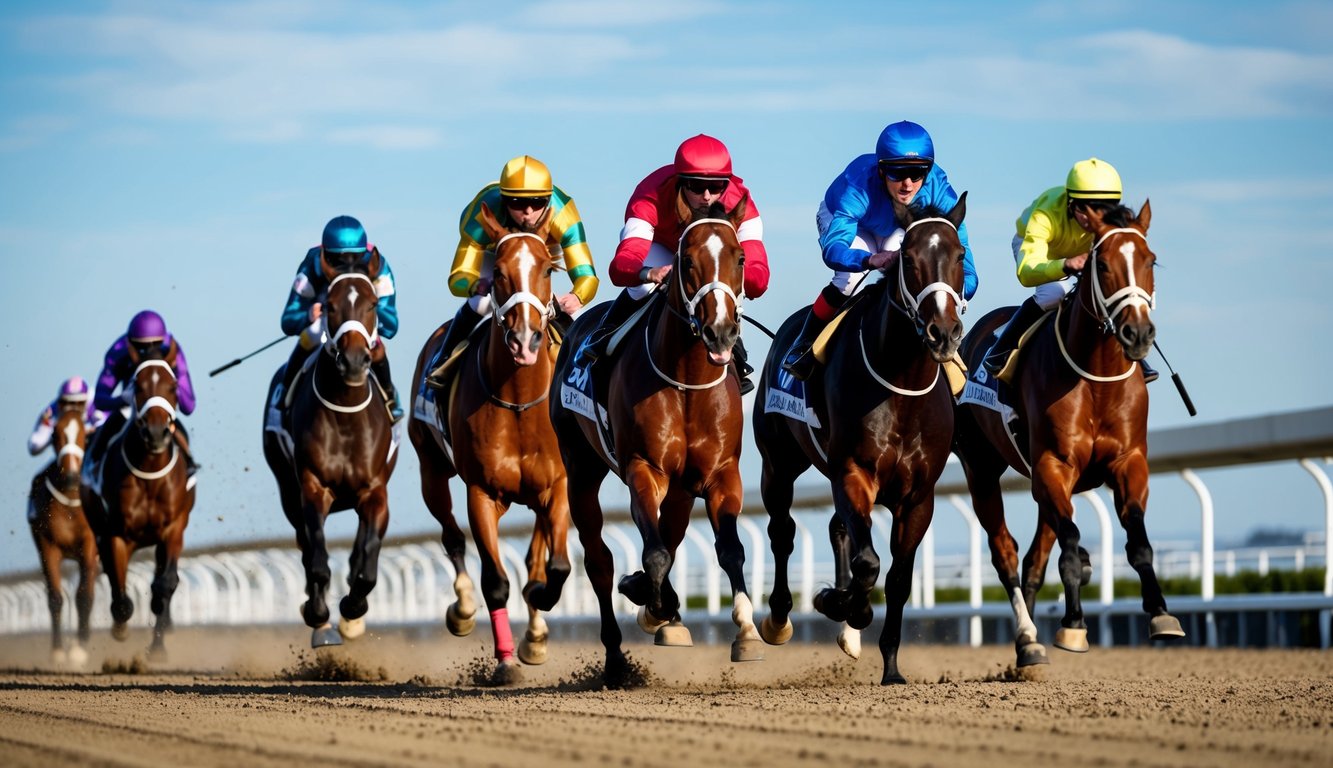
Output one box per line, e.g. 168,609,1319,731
3,1,1331,576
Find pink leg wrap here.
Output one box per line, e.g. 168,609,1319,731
490,608,515,661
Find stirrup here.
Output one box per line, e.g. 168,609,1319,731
1141,362,1159,384
781,346,816,381
425,363,449,391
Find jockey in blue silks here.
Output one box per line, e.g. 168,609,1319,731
782,120,979,380
279,215,403,420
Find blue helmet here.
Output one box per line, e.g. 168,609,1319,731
321,215,368,254
875,121,935,167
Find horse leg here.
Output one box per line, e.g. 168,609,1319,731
835,474,881,631
622,459,677,633
418,446,475,636
961,448,1047,667
148,530,184,661
98,534,135,642
1111,456,1184,640
705,477,763,663
1033,459,1088,652
339,486,389,641
72,543,97,667
878,498,934,684
523,481,572,613
1020,520,1056,617
36,542,65,663
467,484,520,683
814,513,863,658
563,446,628,686
755,430,810,646
296,475,338,647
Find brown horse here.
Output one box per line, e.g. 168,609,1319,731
28,406,98,666
81,344,195,660
953,200,1183,669
263,255,397,648
408,203,571,683
753,196,969,684
551,196,758,686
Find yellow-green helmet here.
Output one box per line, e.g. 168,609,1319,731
499,155,553,197
1066,158,1122,202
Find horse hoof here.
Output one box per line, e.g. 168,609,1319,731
731,637,764,663
111,622,129,642
491,659,522,685
837,626,862,660
1149,614,1186,639
68,645,88,668
637,605,669,635
1053,627,1089,653
518,634,548,666
311,623,343,648
880,672,908,686
1017,642,1050,667
654,620,693,647
759,615,793,645
338,616,366,641
446,602,476,637
50,648,67,666
147,643,167,663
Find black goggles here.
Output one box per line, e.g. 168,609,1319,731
502,196,550,211
681,177,729,195
881,164,932,182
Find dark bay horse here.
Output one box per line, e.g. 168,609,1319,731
408,203,571,683
552,196,760,686
263,255,397,648
81,344,195,659
753,196,968,684
28,406,98,666
953,200,1182,668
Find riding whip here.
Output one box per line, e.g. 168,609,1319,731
1152,341,1197,417
742,315,777,339
208,336,288,377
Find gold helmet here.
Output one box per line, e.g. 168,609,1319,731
1066,158,1122,202
499,155,553,198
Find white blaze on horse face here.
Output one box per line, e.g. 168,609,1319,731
1120,242,1138,291
61,419,80,447
703,232,731,336
516,240,538,337
151,370,159,389
928,233,940,249
347,285,360,312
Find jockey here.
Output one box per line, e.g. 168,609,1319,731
981,158,1158,382
427,155,599,386
28,377,103,456
576,134,770,395
783,120,977,380
279,215,403,420
84,310,198,476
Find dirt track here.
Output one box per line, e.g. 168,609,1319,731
0,624,1329,767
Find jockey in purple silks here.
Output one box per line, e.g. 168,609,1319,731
28,377,105,456
83,310,198,480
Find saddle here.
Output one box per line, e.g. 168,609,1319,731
993,309,1055,387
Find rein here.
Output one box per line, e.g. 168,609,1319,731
1054,299,1139,383
311,354,375,413
120,438,179,480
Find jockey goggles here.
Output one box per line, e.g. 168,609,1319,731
880,162,932,182
681,177,729,195
502,195,550,211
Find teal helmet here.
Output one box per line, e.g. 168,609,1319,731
321,215,368,253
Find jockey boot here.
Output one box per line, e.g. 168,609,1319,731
1141,360,1159,384
426,304,484,390
575,290,648,367
781,312,832,381
372,355,403,422
174,423,199,478
732,336,755,396
983,297,1044,377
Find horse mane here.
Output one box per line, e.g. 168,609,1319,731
1102,204,1138,228
908,201,949,219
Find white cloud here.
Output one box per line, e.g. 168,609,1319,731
525,0,716,28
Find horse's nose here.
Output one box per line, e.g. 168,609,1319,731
529,330,544,353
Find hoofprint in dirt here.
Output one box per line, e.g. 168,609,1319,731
0,626,1329,768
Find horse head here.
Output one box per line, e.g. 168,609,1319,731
671,193,748,365
126,340,180,454
51,406,86,490
889,192,968,362
320,255,380,386
1081,200,1156,361
477,202,562,366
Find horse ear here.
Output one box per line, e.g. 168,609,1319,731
946,191,967,229
726,193,749,230
1136,199,1152,232
478,203,506,243
365,246,383,279
534,205,553,241
318,249,338,282
126,340,141,366
164,338,179,368
674,188,692,226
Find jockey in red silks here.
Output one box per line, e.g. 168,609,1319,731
28,377,104,456
577,134,770,394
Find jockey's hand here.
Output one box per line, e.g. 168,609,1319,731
473,278,492,296
645,265,673,284
1063,253,1089,275
309,302,322,322
867,250,899,270
555,293,583,315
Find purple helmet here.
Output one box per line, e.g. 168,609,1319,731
128,310,167,342
57,376,90,402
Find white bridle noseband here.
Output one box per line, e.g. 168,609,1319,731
1087,227,1156,333
323,272,380,353
894,217,967,325
132,360,178,422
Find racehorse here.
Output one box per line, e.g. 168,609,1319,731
28,406,98,666
263,253,397,648
408,203,571,683
953,200,1183,669
551,195,760,686
752,196,969,684
81,343,195,659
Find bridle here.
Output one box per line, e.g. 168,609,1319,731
124,359,181,479
489,231,558,349
665,218,743,338
315,271,378,413
885,216,967,336
1082,227,1156,336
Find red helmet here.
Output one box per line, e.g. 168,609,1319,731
674,134,732,178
